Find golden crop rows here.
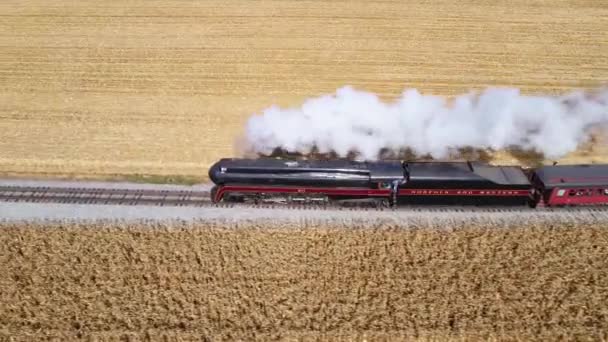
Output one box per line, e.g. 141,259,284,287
1,0,607,180
1,221,606,340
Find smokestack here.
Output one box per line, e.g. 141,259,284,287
242,85,608,161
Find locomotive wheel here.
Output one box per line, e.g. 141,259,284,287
225,194,245,203
377,198,392,208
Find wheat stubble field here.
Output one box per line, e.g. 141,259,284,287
1,222,607,341
1,0,608,180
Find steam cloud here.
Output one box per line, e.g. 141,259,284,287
243,86,608,160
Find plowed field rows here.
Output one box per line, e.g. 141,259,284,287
1,0,607,180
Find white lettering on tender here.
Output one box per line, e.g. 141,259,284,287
405,189,523,195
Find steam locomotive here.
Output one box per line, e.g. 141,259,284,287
208,158,608,208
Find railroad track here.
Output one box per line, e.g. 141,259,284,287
2,185,608,214
0,186,211,207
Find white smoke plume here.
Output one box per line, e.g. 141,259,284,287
243,86,608,160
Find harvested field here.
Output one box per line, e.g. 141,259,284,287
1,222,607,340
1,0,608,180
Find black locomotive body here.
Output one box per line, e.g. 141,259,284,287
208,158,404,188
208,158,405,203
398,162,532,206
208,158,534,206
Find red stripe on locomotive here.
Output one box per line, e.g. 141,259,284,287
214,185,531,202
215,185,391,202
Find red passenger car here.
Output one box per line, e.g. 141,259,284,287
531,164,608,206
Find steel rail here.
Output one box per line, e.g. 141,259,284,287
0,186,209,207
